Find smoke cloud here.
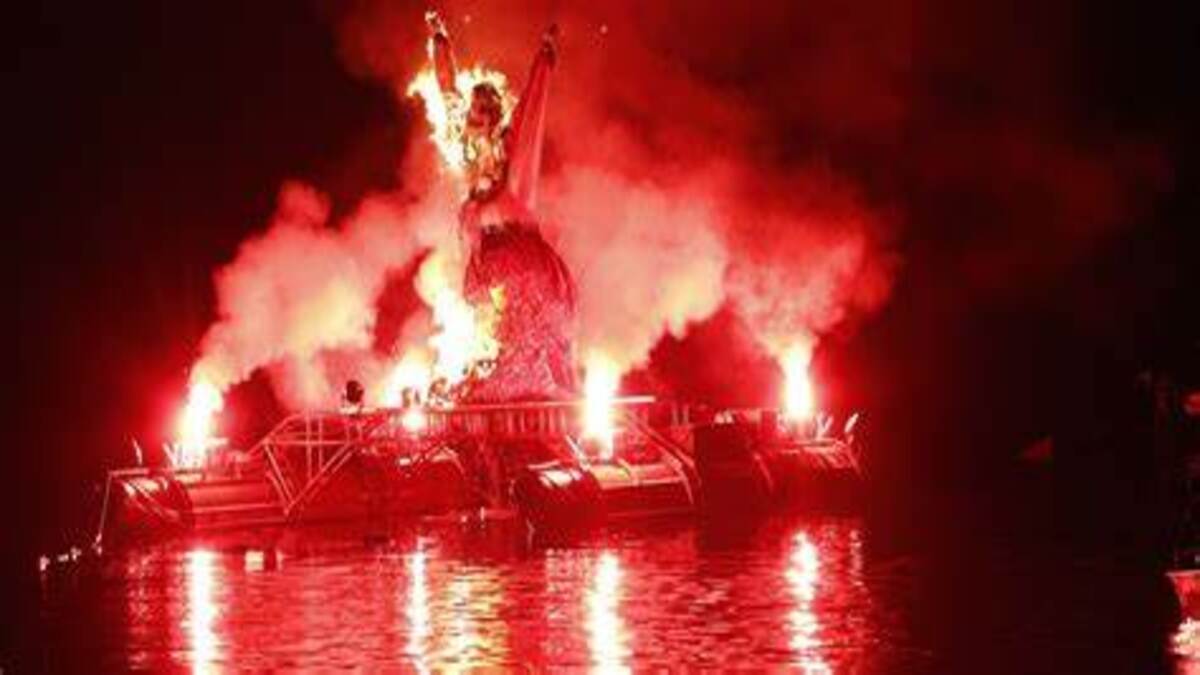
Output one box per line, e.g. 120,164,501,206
193,0,903,407
188,0,1167,410
344,2,903,372
191,176,459,408
543,166,729,372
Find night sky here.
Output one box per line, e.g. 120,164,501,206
11,0,1198,583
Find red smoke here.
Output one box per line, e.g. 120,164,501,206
335,0,902,374
187,0,1169,410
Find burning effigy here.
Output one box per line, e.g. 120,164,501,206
418,13,577,402
92,11,869,546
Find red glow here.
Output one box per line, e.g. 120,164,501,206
405,545,431,666
185,549,221,671
787,532,830,673
173,379,224,468
582,353,620,460
587,551,628,669
781,344,817,423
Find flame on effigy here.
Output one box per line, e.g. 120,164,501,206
407,64,515,175
375,250,501,414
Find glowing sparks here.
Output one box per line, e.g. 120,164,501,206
781,344,816,422
582,353,620,460
407,64,515,175
174,378,224,468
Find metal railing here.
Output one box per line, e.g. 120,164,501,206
241,398,696,519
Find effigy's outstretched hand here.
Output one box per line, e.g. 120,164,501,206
426,9,457,94
425,9,448,37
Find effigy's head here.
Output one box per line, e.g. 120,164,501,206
467,82,504,133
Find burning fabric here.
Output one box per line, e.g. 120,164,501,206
415,13,577,401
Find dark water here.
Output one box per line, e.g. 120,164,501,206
27,515,1196,672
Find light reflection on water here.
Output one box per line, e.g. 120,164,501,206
587,551,628,672
405,543,430,670
36,514,1181,670
184,549,219,673
100,517,889,669
788,532,830,674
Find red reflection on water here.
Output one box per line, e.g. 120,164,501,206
406,544,431,671
185,549,220,673
99,521,874,668
587,550,629,671
401,540,509,667
452,567,507,664
787,532,831,674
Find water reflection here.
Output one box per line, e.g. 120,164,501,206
446,567,507,665
786,532,830,674
185,549,220,673
405,544,430,671
587,551,628,672
91,517,909,668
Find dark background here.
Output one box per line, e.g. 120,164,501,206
9,0,1198,658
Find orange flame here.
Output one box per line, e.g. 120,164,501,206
417,251,500,388
582,352,620,460
174,377,224,468
377,252,500,412
407,64,515,175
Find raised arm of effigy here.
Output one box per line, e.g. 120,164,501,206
504,25,557,214
426,10,458,97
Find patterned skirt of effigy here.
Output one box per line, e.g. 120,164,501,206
462,223,577,402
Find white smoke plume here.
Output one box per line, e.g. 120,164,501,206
190,177,459,409
543,166,729,373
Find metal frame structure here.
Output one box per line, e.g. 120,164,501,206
244,397,698,521
93,399,862,543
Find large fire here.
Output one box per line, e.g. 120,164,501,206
373,250,501,417
582,352,620,460
781,344,816,422
173,377,224,468
406,64,515,176
417,252,501,386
